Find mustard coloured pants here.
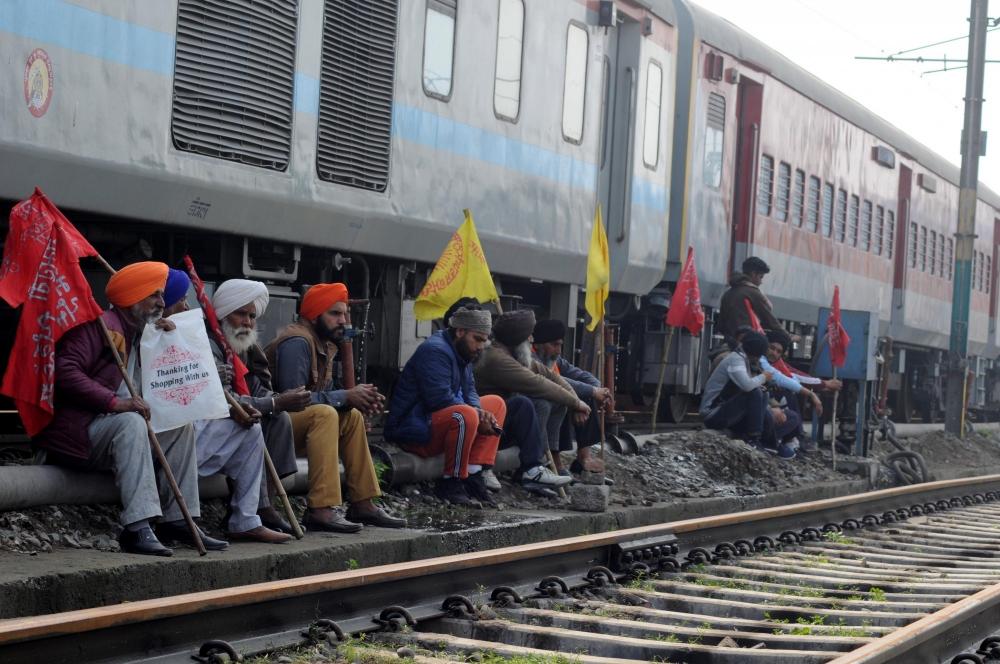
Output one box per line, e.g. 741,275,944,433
287,404,381,507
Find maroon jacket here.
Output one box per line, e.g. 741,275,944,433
34,308,138,460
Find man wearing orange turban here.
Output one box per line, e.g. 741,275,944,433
265,283,405,531
37,261,223,556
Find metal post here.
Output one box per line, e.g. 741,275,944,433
946,0,989,436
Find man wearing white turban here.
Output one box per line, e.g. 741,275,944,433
209,279,313,534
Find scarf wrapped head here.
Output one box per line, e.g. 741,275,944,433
163,268,191,308
532,319,566,344
448,307,492,335
492,309,536,347
213,279,270,319
300,282,348,320
106,261,169,308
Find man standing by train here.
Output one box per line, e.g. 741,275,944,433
718,257,781,339
267,283,405,531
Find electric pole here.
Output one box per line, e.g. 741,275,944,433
945,0,990,436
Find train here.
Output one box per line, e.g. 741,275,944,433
0,0,996,437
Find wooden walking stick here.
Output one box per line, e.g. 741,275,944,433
181,256,304,539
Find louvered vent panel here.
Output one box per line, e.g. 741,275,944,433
316,0,399,192
707,92,726,129
171,0,298,171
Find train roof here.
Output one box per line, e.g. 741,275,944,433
664,0,1000,211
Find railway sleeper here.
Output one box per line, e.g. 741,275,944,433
378,631,651,664
607,588,919,627
423,617,840,663
675,571,965,601
817,533,1000,558
884,522,1000,542
771,549,1000,577
710,559,996,589
798,542,1000,567
496,606,875,652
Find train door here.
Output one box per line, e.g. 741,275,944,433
893,165,913,310
728,77,763,273
597,15,642,285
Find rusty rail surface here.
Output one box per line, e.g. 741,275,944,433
4,474,1000,663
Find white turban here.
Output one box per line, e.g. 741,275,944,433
213,279,270,319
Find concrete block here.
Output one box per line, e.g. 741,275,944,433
569,484,611,512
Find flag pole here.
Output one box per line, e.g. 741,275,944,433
650,326,676,432
183,257,303,539
830,366,838,472
598,319,606,462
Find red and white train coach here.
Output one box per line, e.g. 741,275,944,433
665,1,1000,421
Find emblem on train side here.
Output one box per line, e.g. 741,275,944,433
23,49,54,118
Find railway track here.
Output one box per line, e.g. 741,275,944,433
6,477,1000,663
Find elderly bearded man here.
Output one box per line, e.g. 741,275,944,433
267,283,404,531
37,262,217,556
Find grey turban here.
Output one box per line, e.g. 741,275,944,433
448,307,492,335
492,309,536,347
213,279,270,319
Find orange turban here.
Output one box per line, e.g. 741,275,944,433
300,282,349,320
105,261,169,308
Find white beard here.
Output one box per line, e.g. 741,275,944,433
512,340,533,368
221,319,258,354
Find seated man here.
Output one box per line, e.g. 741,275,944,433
267,283,404,530
531,319,609,474
161,269,292,544
474,309,578,492
386,306,506,506
699,331,794,458
37,262,219,556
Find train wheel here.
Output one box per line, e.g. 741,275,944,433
664,394,689,424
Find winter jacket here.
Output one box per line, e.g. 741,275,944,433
385,330,481,445
474,344,578,408
717,272,781,338
35,308,137,460
699,349,767,417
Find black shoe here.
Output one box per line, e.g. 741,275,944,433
345,505,408,528
303,508,363,533
157,522,229,551
435,477,477,506
119,526,172,557
258,506,294,534
465,472,497,506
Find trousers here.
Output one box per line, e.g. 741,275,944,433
703,389,768,439
402,395,506,479
531,397,570,452
193,418,265,532
559,393,602,449
259,410,297,508
498,395,547,471
85,413,199,526
288,405,380,507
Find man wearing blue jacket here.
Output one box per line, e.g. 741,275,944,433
386,306,506,506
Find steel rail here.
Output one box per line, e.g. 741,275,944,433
3,473,1000,663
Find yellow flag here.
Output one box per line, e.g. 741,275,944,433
414,209,500,320
584,204,610,331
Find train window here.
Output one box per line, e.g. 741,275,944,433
973,252,980,290
938,235,946,279
704,93,726,188
909,222,918,268
792,169,805,226
929,231,937,275
757,155,774,216
775,162,791,221
919,226,927,271
821,183,834,237
947,237,953,279
642,60,663,168
493,0,524,121
807,176,820,232
886,210,895,260
875,205,885,256
562,23,588,143
861,200,873,252
835,189,847,241
423,0,458,100
847,195,859,246
987,255,992,294
978,252,985,290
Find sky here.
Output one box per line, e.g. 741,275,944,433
688,0,1000,190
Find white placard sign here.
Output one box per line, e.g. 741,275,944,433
140,308,229,433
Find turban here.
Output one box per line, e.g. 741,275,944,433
163,268,191,308
740,331,769,358
766,329,792,353
492,309,536,347
448,307,492,335
106,261,168,308
532,319,566,344
300,282,348,320
213,279,270,319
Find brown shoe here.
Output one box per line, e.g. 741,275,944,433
345,505,407,529
303,507,363,533
227,525,293,544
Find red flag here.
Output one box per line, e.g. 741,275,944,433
827,286,851,368
665,247,705,335
182,256,250,396
743,298,764,333
0,190,104,435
